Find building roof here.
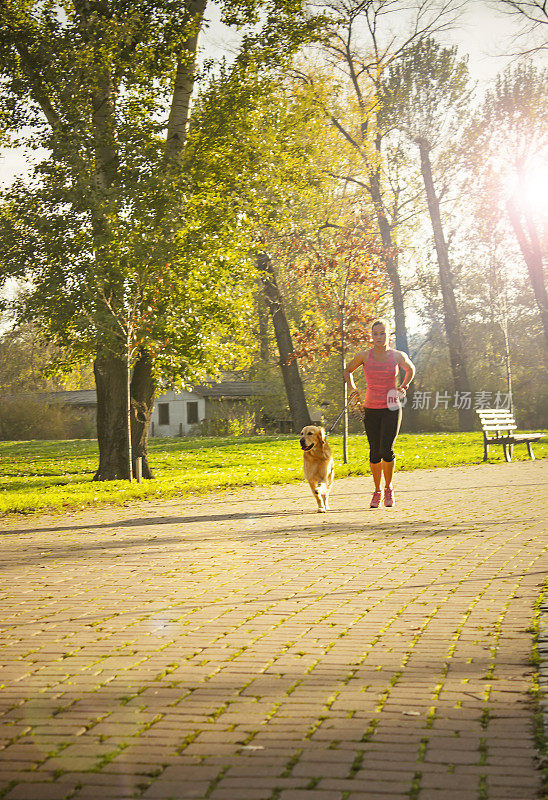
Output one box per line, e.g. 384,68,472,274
0,389,97,406
43,389,97,406
3,380,272,406
192,380,272,399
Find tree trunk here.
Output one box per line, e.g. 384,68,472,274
92,0,207,478
165,0,208,162
257,288,270,362
418,139,475,431
130,349,155,479
368,166,417,429
368,170,410,353
93,352,130,480
506,196,548,348
341,304,348,464
256,251,311,431
126,352,133,483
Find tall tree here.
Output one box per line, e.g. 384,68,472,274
466,63,548,348
295,0,462,357
287,214,389,460
0,0,317,476
381,37,475,431
186,59,339,430
256,249,311,430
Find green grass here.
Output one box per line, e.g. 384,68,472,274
0,431,546,516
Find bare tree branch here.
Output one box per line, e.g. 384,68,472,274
492,0,548,25
488,0,548,54
323,170,371,190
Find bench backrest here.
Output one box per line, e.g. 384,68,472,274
476,409,516,435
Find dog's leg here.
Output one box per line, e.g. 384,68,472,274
319,486,329,512
324,466,334,511
314,484,327,513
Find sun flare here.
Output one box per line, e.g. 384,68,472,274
515,161,548,217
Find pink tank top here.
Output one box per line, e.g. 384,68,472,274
363,349,398,409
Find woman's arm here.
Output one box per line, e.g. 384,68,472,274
396,351,416,393
344,351,368,395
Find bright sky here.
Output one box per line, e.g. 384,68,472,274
441,2,546,79
0,1,544,187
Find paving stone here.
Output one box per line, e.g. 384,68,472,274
5,783,73,800
345,795,407,800
419,792,485,800
277,792,343,800
71,789,136,799
0,461,546,800
140,779,211,798
207,789,272,800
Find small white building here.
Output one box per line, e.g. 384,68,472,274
29,376,273,438
149,388,205,437
150,378,272,437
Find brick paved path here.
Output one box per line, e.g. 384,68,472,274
1,461,546,800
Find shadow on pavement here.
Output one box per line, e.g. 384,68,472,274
1,487,544,536
0,509,303,536
4,568,545,629
0,516,540,571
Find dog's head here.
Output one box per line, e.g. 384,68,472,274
300,425,326,452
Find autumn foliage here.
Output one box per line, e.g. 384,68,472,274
281,213,391,363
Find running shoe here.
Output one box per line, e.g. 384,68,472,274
370,490,381,508
384,487,395,507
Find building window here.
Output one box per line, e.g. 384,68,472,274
187,402,198,424
158,403,170,426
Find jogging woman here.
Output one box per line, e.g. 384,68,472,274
344,319,415,508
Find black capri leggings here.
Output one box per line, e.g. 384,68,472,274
364,407,402,464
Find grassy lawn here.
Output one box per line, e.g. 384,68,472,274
0,431,546,515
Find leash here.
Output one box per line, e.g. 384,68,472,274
325,394,364,435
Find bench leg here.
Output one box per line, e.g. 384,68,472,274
503,443,511,462
483,438,488,462
527,442,535,460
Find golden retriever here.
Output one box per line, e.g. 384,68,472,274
299,425,335,513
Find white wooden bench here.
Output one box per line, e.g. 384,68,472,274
476,409,543,462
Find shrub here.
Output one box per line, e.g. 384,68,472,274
199,409,257,437
0,397,95,440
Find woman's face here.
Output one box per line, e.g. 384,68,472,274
372,323,387,347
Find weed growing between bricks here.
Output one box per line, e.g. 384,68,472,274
0,462,546,800
409,537,545,799
229,525,490,795
348,532,505,797
530,580,548,797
